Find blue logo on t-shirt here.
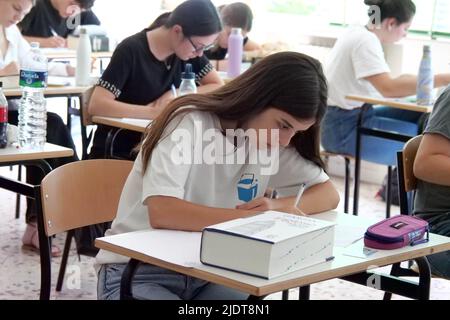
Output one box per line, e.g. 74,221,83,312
237,173,258,203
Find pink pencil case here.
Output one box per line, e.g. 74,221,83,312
364,215,429,250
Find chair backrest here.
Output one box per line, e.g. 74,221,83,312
40,159,133,237
402,135,423,193
81,86,95,126
397,135,423,215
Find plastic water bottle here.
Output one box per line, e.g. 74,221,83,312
179,64,197,96
18,42,48,149
0,82,8,149
416,45,434,106
227,28,244,78
76,28,92,86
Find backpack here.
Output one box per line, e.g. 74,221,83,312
73,222,112,256
378,167,400,206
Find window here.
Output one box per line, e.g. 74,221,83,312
329,0,450,39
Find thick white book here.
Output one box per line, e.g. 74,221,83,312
200,211,335,279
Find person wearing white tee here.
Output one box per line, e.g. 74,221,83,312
0,0,78,257
96,52,340,300
321,0,450,166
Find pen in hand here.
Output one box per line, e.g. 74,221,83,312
294,183,306,209
171,84,178,98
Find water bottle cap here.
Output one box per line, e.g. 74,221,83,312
181,63,195,80
80,28,88,35
231,28,242,35
423,45,431,52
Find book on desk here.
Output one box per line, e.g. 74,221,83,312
200,211,336,279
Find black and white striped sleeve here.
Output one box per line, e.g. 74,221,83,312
96,42,132,98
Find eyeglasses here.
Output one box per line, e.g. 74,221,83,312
187,37,215,53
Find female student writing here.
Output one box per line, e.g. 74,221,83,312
205,2,260,61
88,0,224,160
414,86,450,279
95,52,340,300
0,0,78,256
321,0,450,165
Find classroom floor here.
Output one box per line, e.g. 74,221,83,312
1,166,449,300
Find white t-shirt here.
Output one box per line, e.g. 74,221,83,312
325,26,390,110
95,110,330,266
1,25,68,76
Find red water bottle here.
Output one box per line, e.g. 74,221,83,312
0,81,8,149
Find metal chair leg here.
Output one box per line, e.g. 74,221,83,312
344,157,351,214
386,166,392,219
56,230,74,292
15,165,22,219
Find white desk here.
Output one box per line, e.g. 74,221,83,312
91,116,151,133
345,95,432,113
96,212,450,299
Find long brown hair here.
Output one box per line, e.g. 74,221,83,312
140,51,328,174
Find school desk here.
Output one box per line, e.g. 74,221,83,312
96,211,450,300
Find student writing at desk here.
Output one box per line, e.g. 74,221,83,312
18,0,100,48
205,2,260,63
414,86,450,279
88,0,223,160
95,52,340,300
0,0,78,256
321,0,450,165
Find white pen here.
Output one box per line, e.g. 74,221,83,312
294,183,306,208
50,28,58,37
171,84,178,98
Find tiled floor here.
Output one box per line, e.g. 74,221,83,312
1,165,449,300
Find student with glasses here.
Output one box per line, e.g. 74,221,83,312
88,0,224,160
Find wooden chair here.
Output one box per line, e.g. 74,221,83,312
396,135,423,215
39,159,133,297
384,135,427,300
79,87,95,160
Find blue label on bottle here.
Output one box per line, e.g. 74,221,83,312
19,70,48,88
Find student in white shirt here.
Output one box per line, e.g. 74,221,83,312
0,0,77,257
321,0,450,165
95,51,340,300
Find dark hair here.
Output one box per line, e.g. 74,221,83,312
76,0,95,9
164,0,222,37
364,0,415,24
140,52,328,174
149,12,171,30
221,2,254,32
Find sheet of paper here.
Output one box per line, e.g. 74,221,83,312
334,224,367,248
342,239,379,259
99,230,202,267
48,76,73,87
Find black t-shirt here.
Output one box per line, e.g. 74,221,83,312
91,28,214,159
19,0,100,38
205,37,249,60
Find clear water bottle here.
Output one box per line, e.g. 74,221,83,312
179,63,197,96
416,45,434,106
76,28,92,86
227,28,244,78
18,42,48,149
0,82,8,149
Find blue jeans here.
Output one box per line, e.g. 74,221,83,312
321,106,421,166
97,263,250,300
416,213,450,279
